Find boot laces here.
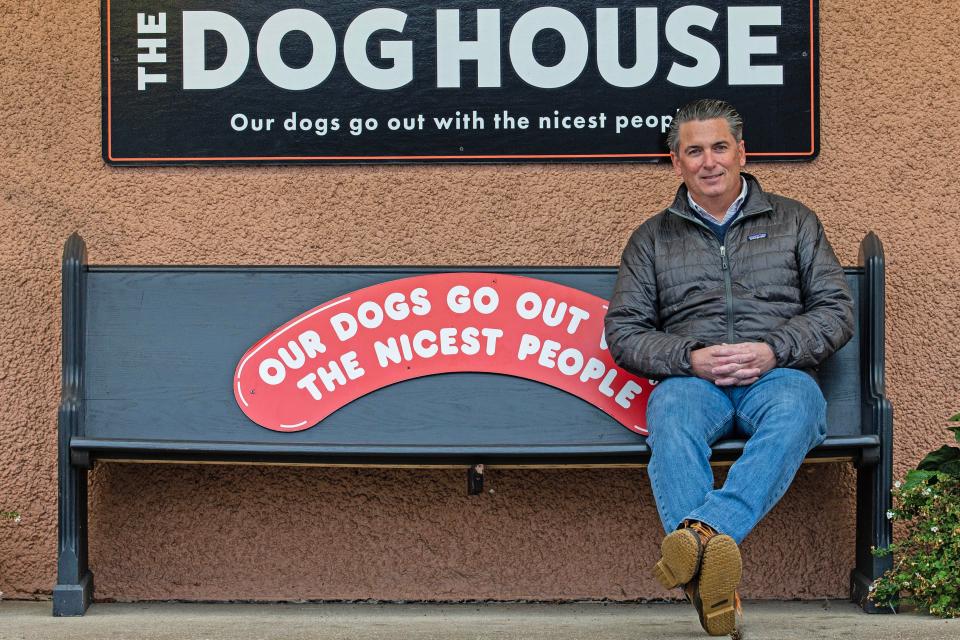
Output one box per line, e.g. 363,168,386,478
687,520,718,543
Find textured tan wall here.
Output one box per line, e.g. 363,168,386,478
1,1,958,602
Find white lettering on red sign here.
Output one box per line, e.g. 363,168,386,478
234,274,655,434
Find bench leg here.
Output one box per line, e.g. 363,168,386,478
53,403,93,616
850,456,893,613
467,464,484,495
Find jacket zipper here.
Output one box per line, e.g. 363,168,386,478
719,244,735,343
668,205,764,345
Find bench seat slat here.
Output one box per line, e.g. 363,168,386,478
70,434,879,466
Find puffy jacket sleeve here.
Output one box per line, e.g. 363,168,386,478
604,223,704,378
761,210,854,368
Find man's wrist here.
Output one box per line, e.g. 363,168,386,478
760,337,782,367
682,341,707,376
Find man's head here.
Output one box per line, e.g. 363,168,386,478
666,99,746,213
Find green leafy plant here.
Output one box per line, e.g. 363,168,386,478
869,413,960,617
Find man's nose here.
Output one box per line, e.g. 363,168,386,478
702,150,717,168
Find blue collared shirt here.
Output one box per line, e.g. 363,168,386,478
687,177,749,226
687,177,749,241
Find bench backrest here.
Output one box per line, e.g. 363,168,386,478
77,266,863,462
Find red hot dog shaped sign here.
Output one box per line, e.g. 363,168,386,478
234,273,655,433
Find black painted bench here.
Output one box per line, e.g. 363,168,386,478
54,232,893,616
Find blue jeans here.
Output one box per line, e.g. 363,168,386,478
645,368,827,544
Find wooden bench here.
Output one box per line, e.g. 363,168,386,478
53,232,893,616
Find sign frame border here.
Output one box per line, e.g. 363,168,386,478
100,0,820,165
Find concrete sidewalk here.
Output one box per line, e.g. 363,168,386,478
1,600,957,640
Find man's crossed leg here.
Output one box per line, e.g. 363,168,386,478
645,369,827,636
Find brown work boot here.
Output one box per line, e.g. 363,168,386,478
683,533,743,636
653,520,717,589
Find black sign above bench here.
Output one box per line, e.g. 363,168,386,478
102,0,819,164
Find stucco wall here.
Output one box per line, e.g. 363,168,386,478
1,1,958,602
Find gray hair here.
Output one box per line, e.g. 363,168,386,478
666,99,743,154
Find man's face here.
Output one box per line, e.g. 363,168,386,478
670,118,746,207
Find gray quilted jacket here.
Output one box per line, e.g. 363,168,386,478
604,173,854,380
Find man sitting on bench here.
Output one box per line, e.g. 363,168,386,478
604,99,854,636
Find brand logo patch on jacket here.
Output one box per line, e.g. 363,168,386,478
748,232,768,241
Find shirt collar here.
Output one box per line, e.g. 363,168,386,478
687,177,749,226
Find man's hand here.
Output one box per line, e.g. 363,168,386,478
690,342,777,386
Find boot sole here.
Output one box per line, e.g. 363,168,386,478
694,535,742,636
653,528,702,589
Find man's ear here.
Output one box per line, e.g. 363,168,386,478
738,140,746,168
670,152,682,176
